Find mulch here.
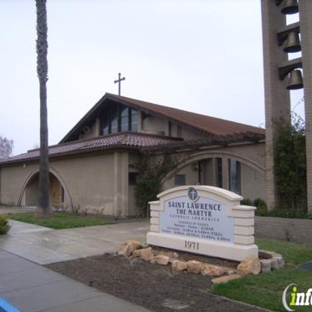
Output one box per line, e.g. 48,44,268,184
46,253,267,312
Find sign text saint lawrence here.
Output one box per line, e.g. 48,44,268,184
160,188,234,243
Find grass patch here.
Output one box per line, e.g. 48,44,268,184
256,237,312,266
213,268,312,312
212,239,312,312
7,212,114,229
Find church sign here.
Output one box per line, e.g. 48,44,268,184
147,186,258,262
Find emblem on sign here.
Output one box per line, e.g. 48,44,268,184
188,187,199,202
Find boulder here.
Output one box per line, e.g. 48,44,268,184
270,258,279,270
258,250,273,259
260,259,272,273
173,252,179,259
201,264,225,277
274,255,285,269
187,260,203,274
133,247,154,261
212,274,242,284
150,255,170,266
117,240,143,257
171,260,188,272
258,250,284,271
237,255,261,276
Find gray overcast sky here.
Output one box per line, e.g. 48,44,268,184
0,0,304,156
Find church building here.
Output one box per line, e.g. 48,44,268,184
0,93,266,217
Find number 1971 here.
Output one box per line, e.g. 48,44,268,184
184,240,199,250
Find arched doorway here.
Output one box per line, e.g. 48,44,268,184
19,169,72,208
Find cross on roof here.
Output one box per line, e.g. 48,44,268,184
114,73,125,96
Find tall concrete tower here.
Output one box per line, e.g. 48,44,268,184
261,0,312,212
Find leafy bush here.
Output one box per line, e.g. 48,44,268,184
241,198,268,216
274,114,307,210
135,178,161,217
0,214,10,234
241,197,312,219
133,152,178,217
253,198,268,216
240,198,253,206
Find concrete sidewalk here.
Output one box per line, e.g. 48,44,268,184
0,249,150,312
0,218,149,265
0,212,151,312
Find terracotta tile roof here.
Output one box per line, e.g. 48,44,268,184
0,133,181,164
106,93,265,137
61,93,265,143
1,94,265,165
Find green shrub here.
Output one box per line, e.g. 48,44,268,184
241,197,312,219
0,214,10,235
253,198,268,216
241,198,268,216
240,198,253,206
263,209,311,219
135,178,161,217
274,114,307,210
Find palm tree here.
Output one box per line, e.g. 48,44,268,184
36,0,52,216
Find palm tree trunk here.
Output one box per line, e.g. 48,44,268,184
36,0,52,216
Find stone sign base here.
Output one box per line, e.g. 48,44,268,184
146,185,258,262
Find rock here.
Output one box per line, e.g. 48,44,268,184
269,253,284,269
187,260,203,274
171,260,188,272
260,259,272,273
133,247,154,261
237,255,261,276
258,250,273,259
173,252,179,258
162,299,190,310
258,250,284,271
117,240,143,256
274,255,285,269
225,269,236,275
150,255,170,266
270,258,279,270
212,274,242,284
201,264,225,277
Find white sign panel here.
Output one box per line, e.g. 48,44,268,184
159,188,234,243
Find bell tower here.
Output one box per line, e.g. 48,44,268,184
261,0,312,212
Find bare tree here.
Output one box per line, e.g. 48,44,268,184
36,0,52,216
0,136,13,160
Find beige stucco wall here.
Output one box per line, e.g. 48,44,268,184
0,151,133,217
241,163,266,201
0,162,38,206
0,163,60,207
141,115,207,140
163,164,199,190
142,116,167,136
0,143,266,216
79,118,100,141
161,142,266,202
49,153,115,214
128,153,139,216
